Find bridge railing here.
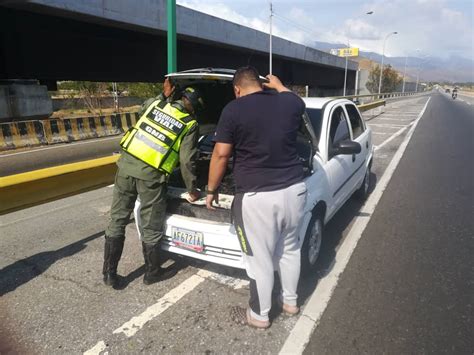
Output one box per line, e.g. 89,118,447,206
334,90,421,102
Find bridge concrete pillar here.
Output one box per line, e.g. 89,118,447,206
0,80,52,122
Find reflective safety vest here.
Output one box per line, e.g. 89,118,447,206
120,99,197,174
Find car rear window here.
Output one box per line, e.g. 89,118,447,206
306,108,322,140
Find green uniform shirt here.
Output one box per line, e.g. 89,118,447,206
117,93,199,191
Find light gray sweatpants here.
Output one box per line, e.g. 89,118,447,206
232,181,307,322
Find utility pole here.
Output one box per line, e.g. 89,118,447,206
269,1,273,74
378,31,397,95
402,55,408,93
167,0,177,74
416,70,420,92
112,82,119,112
343,11,373,96
343,45,349,96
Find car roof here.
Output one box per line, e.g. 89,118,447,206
302,97,352,109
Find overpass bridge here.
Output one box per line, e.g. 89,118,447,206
0,0,357,94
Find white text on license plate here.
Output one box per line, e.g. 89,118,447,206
171,227,204,252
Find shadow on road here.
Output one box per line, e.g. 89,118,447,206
0,231,104,296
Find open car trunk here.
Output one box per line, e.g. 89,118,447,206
165,70,315,223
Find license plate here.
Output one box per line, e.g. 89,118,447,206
171,227,204,253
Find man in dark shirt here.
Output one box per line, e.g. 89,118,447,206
206,66,308,329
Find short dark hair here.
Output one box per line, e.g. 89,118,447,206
233,66,262,88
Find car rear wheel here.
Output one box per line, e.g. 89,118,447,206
301,214,323,275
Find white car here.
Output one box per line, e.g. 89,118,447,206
135,68,373,272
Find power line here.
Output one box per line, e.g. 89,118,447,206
272,12,322,42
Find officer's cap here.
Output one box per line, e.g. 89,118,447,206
182,87,205,111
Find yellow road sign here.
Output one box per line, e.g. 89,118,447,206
331,47,359,57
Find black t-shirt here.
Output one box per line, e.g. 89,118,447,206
214,90,305,193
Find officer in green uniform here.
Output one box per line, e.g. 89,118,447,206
103,78,203,288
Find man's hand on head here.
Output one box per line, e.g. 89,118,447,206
263,74,290,93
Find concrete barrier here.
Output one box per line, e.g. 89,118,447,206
0,120,47,149
0,112,139,151
0,122,17,150
42,119,70,144
0,155,119,215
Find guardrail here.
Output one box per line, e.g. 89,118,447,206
334,91,420,102
0,155,119,215
357,99,385,112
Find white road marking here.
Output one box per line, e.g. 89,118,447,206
367,123,407,129
112,269,211,338
279,97,431,355
377,113,419,117
374,125,411,151
371,132,392,135
84,267,247,354
203,267,249,289
0,136,120,158
374,118,415,123
375,115,417,119
83,341,107,355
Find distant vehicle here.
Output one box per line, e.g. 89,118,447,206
445,88,450,93
452,88,458,99
134,68,374,273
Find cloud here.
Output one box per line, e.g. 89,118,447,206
177,0,473,60
358,0,473,57
178,0,306,44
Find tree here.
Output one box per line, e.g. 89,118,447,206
366,64,403,93
125,82,163,99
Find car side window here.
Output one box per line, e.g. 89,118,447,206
329,106,350,146
345,104,364,139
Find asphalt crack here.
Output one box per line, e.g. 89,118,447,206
41,272,101,295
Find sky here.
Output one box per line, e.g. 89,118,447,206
177,0,474,60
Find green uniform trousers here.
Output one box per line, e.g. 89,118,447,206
106,170,167,244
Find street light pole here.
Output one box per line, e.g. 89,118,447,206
415,53,430,92
343,45,349,96
402,55,407,93
378,31,397,95
269,1,273,74
416,70,420,92
343,11,373,96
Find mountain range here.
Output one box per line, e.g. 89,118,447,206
313,41,473,83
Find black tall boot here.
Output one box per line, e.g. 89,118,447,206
103,236,125,288
142,242,176,285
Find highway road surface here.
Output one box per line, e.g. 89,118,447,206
0,92,472,354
